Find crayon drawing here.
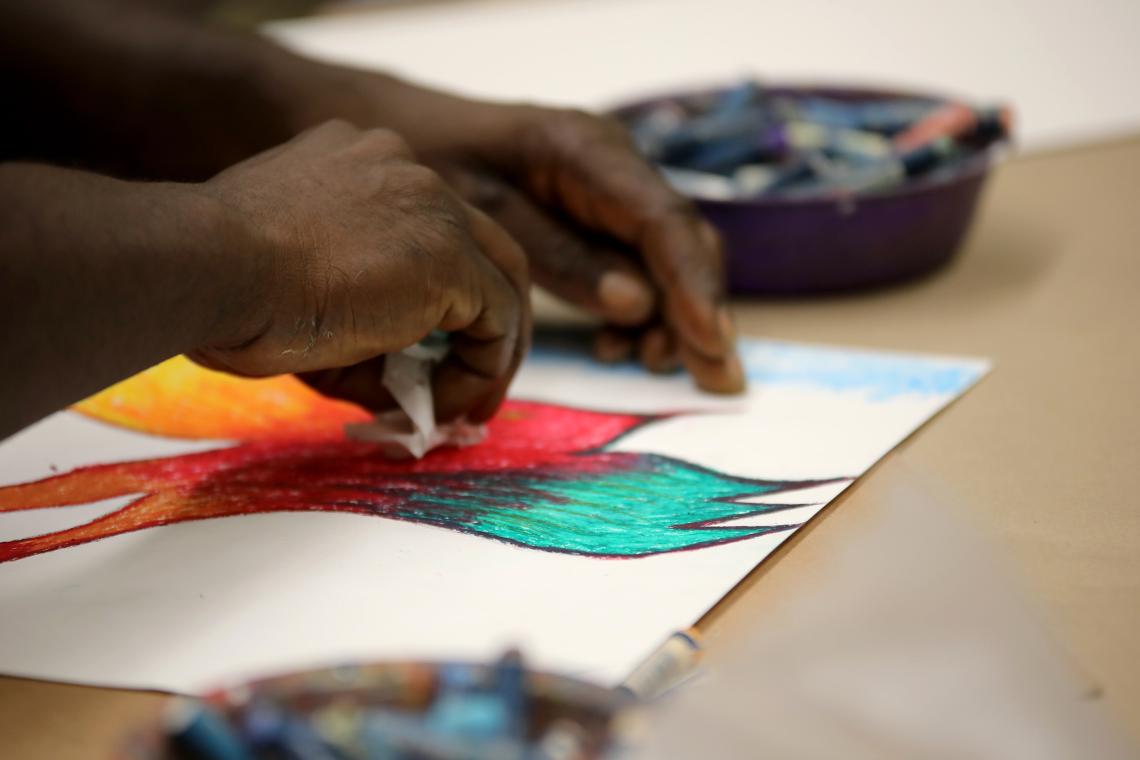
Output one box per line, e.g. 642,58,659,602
0,389,833,563
0,338,988,691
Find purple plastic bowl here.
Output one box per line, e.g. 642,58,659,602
610,84,1006,295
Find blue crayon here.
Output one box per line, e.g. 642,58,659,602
657,106,774,165
165,698,253,760
713,79,764,114
241,699,342,760
680,131,773,174
760,151,843,195
495,649,527,741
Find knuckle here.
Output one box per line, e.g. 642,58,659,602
450,170,509,212
644,194,699,227
408,204,468,256
359,127,412,158
399,164,448,196
525,108,595,156
386,165,465,229
545,108,631,148
313,118,357,139
498,240,530,288
699,219,726,262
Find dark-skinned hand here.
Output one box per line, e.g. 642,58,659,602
407,101,745,393
197,120,531,423
0,1,744,399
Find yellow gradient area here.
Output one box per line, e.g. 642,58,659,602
73,356,368,440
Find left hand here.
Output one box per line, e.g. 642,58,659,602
424,104,744,393
323,77,744,393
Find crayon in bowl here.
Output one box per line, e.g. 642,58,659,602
609,80,1012,293
120,651,645,760
622,79,1012,202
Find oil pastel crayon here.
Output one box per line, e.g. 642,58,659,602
241,699,341,760
714,79,764,114
495,648,528,741
783,121,892,161
679,129,774,173
733,164,780,196
665,119,888,175
781,96,938,134
657,104,776,156
165,698,253,760
760,150,843,196
620,627,704,700
661,166,738,201
835,135,959,195
893,101,1013,151
974,104,1015,141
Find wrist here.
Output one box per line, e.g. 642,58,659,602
263,61,529,160
163,183,276,353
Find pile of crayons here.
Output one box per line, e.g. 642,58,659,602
145,652,641,760
621,80,1012,201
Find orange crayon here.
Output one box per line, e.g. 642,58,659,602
893,101,1013,152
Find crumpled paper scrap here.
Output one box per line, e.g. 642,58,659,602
344,341,487,459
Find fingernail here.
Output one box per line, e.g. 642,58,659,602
708,352,745,394
599,271,654,322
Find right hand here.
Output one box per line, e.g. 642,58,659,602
195,120,530,423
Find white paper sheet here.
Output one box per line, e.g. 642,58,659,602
0,339,987,693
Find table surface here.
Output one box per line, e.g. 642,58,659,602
2,134,1138,757
271,0,1140,153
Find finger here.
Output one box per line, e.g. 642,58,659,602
443,167,655,326
638,325,682,374
433,204,530,423
678,342,745,394
293,118,361,154
594,327,636,363
432,277,519,423
296,356,397,412
345,127,416,164
458,204,532,421
532,122,742,386
573,155,741,391
557,145,727,351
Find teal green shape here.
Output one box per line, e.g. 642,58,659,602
388,454,815,557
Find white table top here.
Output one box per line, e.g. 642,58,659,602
269,0,1140,153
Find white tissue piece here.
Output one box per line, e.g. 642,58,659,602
344,343,487,459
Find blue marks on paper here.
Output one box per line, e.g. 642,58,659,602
737,341,986,401
527,331,986,403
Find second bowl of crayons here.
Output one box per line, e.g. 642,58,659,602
611,80,1013,294
115,651,643,760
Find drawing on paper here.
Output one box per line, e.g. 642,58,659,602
0,358,838,563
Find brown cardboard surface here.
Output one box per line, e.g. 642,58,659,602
2,136,1137,756
709,135,1140,738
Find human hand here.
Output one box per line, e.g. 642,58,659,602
400,99,745,393
196,120,530,423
